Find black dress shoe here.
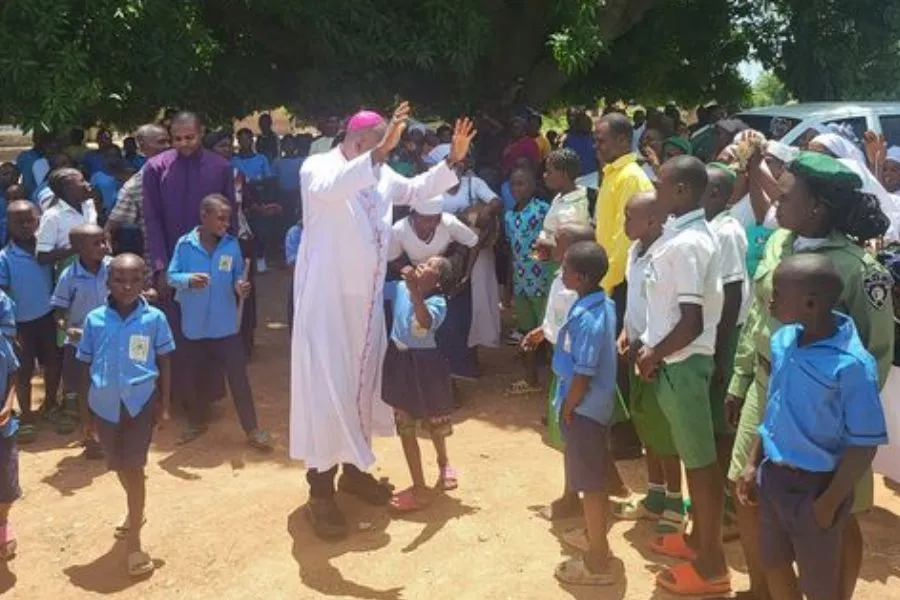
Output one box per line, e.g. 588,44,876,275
306,498,348,541
338,471,393,506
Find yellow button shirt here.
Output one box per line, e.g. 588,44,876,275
595,153,654,293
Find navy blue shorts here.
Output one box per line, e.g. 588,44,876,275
0,433,20,504
94,400,155,471
758,461,852,599
562,413,609,493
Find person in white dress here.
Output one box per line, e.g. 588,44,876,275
290,102,475,539
439,167,502,350
388,197,481,378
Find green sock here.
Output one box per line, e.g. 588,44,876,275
644,484,666,513
664,492,686,515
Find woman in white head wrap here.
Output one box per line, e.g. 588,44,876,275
809,134,900,240
882,146,900,194
388,196,482,378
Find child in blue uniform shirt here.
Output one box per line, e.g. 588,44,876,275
0,201,59,443
737,254,888,600
551,241,621,587
0,290,19,561
51,224,111,459
382,257,456,512
76,253,174,577
167,194,270,450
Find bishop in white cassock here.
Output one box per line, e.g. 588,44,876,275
290,103,476,539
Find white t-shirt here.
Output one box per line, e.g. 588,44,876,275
541,270,578,345
624,238,663,342
709,212,750,325
439,175,496,214
730,195,778,230
36,200,99,252
642,209,723,363
32,158,50,188
388,213,479,264
539,187,590,243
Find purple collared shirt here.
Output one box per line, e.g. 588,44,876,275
142,148,236,273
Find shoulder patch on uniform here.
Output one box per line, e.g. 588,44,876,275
863,270,893,310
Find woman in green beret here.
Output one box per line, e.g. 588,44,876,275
662,136,693,161
727,151,894,600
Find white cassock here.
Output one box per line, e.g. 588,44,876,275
290,147,458,471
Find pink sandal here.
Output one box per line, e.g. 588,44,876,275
0,523,16,560
439,465,459,491
389,487,432,513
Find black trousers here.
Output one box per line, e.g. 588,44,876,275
306,463,365,500
15,312,61,423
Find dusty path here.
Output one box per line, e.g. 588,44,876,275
5,270,900,599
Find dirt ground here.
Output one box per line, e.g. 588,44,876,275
5,269,900,600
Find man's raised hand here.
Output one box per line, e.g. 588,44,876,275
448,118,477,165
380,102,411,153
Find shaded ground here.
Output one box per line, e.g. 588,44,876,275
6,269,900,599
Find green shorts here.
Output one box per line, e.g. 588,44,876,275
514,295,547,332
611,385,629,425
710,325,742,436
727,359,874,513
629,370,677,457
655,354,717,470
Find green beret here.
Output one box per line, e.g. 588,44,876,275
789,150,862,190
663,136,693,156
707,162,737,182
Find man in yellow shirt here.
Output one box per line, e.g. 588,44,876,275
595,113,654,301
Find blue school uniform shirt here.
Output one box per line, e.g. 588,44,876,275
284,224,302,266
384,281,447,350
16,149,40,196
51,256,112,345
89,171,122,212
126,155,146,171
0,337,20,438
275,156,304,191
76,298,175,424
759,312,888,473
81,150,105,177
551,290,617,424
167,228,245,340
0,192,6,247
504,199,552,297
0,241,53,323
563,132,599,175
232,153,272,182
0,289,14,339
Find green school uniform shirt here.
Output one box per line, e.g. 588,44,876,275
727,228,894,400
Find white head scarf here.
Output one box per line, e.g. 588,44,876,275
765,140,798,164
811,133,867,166
414,196,443,216
886,146,900,165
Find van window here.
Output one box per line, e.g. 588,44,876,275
734,114,800,139
823,117,867,144
880,115,900,147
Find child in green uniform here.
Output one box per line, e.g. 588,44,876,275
636,156,730,596
725,151,894,600
613,191,685,534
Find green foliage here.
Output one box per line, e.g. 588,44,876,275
741,0,900,101
750,72,791,107
0,0,753,130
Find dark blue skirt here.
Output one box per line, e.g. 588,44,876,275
435,284,478,379
382,343,454,420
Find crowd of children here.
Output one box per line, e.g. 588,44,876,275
0,104,896,600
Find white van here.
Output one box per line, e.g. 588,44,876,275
733,102,900,146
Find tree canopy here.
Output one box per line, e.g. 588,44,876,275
0,0,894,131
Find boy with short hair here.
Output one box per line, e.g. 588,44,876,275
51,224,112,459
737,253,887,600
504,167,551,394
551,241,621,587
0,289,19,560
76,253,174,577
0,201,60,443
636,156,729,595
167,194,270,450
535,149,590,257
613,190,685,534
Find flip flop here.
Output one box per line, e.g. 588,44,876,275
389,487,432,513
246,429,272,451
537,496,583,521
16,423,37,444
0,523,16,560
438,465,458,491
611,496,662,521
649,533,698,561
114,517,148,540
127,550,155,578
554,556,619,586
506,379,542,396
177,424,208,445
656,562,731,596
560,527,589,552
655,508,687,534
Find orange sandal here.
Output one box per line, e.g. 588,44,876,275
649,533,697,561
656,562,731,596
